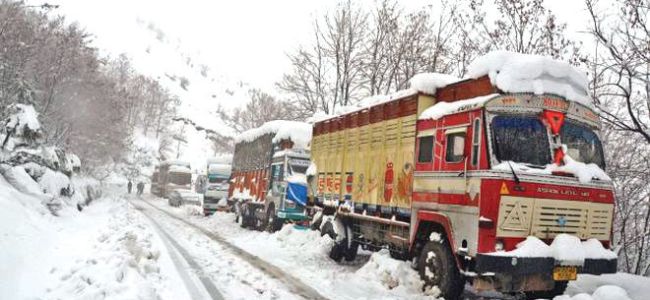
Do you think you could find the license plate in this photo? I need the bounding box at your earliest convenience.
[553,266,577,281]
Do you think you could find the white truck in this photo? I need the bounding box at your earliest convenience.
[202,162,231,215]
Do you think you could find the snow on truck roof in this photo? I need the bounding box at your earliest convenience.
[235,120,312,149]
[467,50,591,107]
[315,51,593,123]
[309,73,460,123]
[207,163,231,174]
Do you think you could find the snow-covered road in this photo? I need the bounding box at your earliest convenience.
[131,197,326,300]
[135,204,224,300]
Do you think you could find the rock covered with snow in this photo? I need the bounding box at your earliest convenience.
[467,50,592,107]
[236,120,312,149]
[419,94,499,120]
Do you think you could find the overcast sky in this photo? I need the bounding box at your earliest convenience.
[31,0,595,167]
[43,0,593,92]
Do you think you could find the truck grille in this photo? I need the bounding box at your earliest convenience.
[496,196,613,240]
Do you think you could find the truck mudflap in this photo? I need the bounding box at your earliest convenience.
[473,254,617,292]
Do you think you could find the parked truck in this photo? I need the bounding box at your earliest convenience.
[229,120,312,232]
[202,160,232,215]
[153,160,192,198]
[309,52,617,299]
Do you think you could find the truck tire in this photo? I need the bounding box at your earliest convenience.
[254,206,266,231]
[240,204,253,229]
[266,206,283,233]
[329,219,358,262]
[524,281,568,300]
[418,238,464,300]
[329,240,346,262]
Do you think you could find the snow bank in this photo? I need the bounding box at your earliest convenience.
[409,72,460,95]
[489,234,616,265]
[355,249,440,296]
[235,120,312,149]
[38,168,71,196]
[2,165,44,196]
[419,94,499,120]
[46,199,172,299]
[563,273,650,300]
[467,51,592,107]
[556,285,632,300]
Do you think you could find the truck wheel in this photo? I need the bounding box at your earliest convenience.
[266,206,283,233]
[524,281,568,300]
[310,211,323,231]
[344,240,359,262]
[240,205,251,229]
[329,219,357,262]
[329,240,346,262]
[254,207,266,231]
[418,238,464,300]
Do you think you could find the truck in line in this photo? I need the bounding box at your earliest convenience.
[202,160,232,215]
[228,120,312,232]
[152,160,192,198]
[308,52,617,299]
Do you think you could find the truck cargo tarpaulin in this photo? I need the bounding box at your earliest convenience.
[286,182,308,206]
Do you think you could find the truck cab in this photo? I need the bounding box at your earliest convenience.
[309,51,617,299]
[265,149,311,224]
[203,163,231,215]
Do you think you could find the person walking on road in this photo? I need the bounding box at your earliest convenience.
[137,182,144,196]
[127,180,132,194]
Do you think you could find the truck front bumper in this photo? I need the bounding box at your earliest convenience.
[276,210,309,222]
[473,254,617,292]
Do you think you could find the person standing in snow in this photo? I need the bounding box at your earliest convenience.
[127,180,132,194]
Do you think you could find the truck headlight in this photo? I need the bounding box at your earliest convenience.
[495,240,504,251]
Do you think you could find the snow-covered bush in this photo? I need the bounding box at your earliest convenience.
[0,104,99,213]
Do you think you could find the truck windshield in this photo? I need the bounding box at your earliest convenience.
[289,159,310,174]
[560,121,605,169]
[208,175,229,184]
[491,115,551,166]
[170,172,191,185]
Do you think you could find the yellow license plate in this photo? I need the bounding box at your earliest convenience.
[553,266,577,281]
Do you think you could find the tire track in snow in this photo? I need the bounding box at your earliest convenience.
[135,204,225,300]
[136,198,329,300]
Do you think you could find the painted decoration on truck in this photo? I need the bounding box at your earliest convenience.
[354,173,365,201]
[384,162,394,203]
[345,172,353,200]
[397,162,413,200]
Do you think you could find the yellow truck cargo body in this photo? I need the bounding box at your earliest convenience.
[312,93,434,211]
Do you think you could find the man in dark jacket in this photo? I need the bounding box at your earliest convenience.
[127,180,132,194]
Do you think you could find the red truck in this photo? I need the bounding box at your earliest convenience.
[228,120,312,231]
[310,51,617,299]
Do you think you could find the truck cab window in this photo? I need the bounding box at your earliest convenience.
[417,136,434,163]
[559,121,605,169]
[445,132,466,162]
[471,119,481,166]
[491,115,551,166]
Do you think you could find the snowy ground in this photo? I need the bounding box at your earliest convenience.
[3,179,650,300]
[137,193,650,300]
[0,181,195,299]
